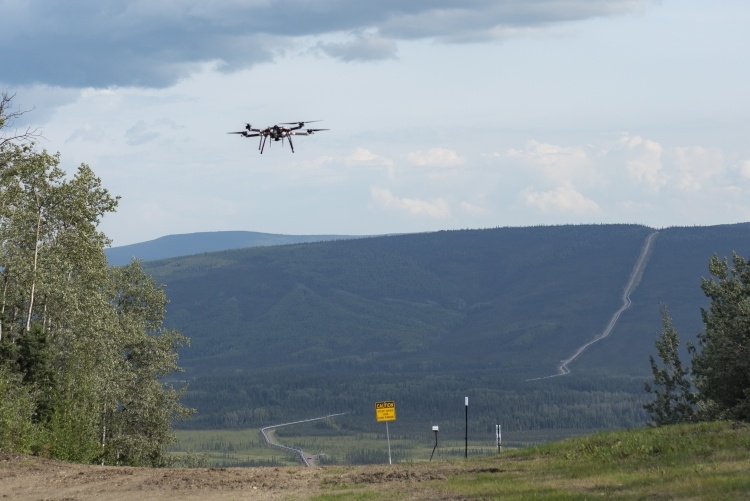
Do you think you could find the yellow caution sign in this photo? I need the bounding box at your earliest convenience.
[375,400,396,422]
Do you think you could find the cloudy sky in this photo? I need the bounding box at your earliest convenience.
[2,0,749,246]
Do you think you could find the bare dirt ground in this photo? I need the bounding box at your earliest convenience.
[0,453,465,500]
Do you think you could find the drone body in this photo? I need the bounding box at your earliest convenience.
[228,120,328,153]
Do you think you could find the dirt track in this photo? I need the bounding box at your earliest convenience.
[0,453,459,500]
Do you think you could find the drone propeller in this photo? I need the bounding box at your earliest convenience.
[228,131,260,137]
[281,120,322,127]
[293,128,329,136]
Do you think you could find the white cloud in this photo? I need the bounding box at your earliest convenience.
[345,148,394,167]
[522,183,601,215]
[371,186,450,218]
[65,125,106,144]
[671,146,725,192]
[742,159,750,180]
[405,147,464,167]
[345,147,395,178]
[459,200,489,216]
[125,120,160,146]
[618,134,666,192]
[506,140,599,186]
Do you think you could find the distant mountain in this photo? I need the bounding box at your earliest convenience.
[139,223,750,438]
[105,231,360,266]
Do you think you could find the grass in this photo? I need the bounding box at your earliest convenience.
[168,428,295,466]
[170,422,750,499]
[437,421,750,500]
[169,427,500,466]
[312,421,750,500]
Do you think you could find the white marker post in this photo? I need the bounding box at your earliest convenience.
[385,421,391,465]
[496,424,502,453]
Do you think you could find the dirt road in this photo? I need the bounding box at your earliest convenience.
[0,452,456,500]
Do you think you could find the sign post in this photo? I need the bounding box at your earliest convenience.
[375,401,396,465]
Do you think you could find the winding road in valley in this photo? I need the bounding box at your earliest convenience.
[260,413,347,466]
[528,230,659,381]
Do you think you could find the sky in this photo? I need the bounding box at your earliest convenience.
[2,0,749,246]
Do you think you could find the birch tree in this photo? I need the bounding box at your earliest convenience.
[1,94,192,464]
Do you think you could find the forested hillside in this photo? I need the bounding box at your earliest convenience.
[105,231,357,266]
[139,223,750,440]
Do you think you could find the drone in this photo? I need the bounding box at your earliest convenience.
[228,120,328,153]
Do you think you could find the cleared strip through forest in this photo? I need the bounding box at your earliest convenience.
[527,231,659,381]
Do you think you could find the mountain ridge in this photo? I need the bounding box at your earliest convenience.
[124,223,750,436]
[105,230,364,266]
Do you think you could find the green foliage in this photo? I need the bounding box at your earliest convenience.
[0,95,191,466]
[0,364,39,453]
[45,366,102,463]
[100,261,194,466]
[16,324,56,423]
[693,253,750,421]
[643,305,697,425]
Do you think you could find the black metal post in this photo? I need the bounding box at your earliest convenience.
[430,426,439,461]
[464,397,468,459]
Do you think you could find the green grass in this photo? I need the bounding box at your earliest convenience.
[439,421,750,500]
[170,426,500,466]
[171,422,750,499]
[168,428,297,466]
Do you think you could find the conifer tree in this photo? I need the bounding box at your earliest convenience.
[692,253,750,421]
[643,305,697,425]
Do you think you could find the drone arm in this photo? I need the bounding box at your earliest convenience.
[293,128,328,136]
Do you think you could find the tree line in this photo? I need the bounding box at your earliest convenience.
[0,94,191,466]
[645,252,750,425]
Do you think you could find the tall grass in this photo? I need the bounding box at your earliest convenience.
[442,421,750,500]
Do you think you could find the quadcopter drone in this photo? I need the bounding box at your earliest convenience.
[228,120,328,153]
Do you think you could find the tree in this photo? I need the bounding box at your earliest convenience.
[0,92,41,147]
[99,260,194,466]
[1,94,192,464]
[643,305,697,425]
[691,253,750,421]
[0,363,38,453]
